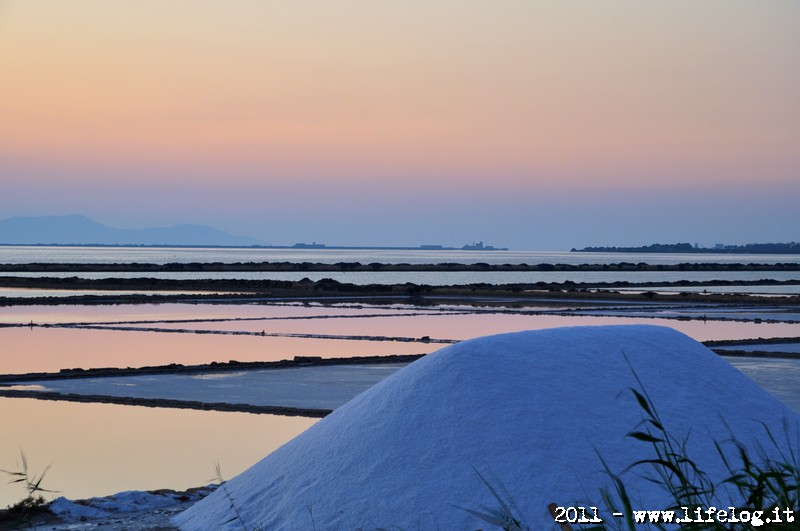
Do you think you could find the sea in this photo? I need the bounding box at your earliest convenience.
[3,245,800,265]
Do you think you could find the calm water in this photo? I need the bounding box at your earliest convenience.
[1,249,798,507]
[0,398,315,508]
[2,269,799,289]
[0,356,797,508]
[1,303,799,375]
[2,245,800,266]
[4,247,799,297]
[728,357,800,415]
[0,302,798,506]
[105,312,800,345]
[0,287,238,298]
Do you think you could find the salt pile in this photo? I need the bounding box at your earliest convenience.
[175,325,799,530]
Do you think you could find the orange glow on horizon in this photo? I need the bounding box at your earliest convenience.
[1,1,798,192]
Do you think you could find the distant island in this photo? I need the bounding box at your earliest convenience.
[290,241,508,251]
[0,215,264,247]
[572,242,800,254]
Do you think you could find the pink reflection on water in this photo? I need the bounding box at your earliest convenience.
[0,327,434,374]
[0,303,424,325]
[121,313,800,343]
[0,303,350,325]
[0,398,316,507]
[2,305,797,375]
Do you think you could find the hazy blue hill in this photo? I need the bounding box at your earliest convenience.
[0,215,264,246]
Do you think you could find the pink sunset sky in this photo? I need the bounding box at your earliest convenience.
[1,1,798,249]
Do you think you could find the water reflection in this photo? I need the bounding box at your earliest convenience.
[0,288,238,299]
[0,398,316,507]
[3,246,800,266]
[0,303,382,325]
[0,327,434,374]
[727,357,800,414]
[3,270,799,291]
[1,305,798,375]
[128,312,800,344]
[1,298,797,509]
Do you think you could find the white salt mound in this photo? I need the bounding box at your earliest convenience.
[175,325,799,530]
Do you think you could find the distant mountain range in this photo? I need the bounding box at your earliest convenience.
[0,215,264,247]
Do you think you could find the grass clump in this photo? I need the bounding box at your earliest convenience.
[212,461,263,531]
[465,363,799,531]
[0,451,57,528]
[456,467,526,530]
[580,366,799,530]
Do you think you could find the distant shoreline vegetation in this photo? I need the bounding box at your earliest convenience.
[572,242,800,254]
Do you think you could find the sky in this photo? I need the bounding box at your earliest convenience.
[1,1,798,250]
